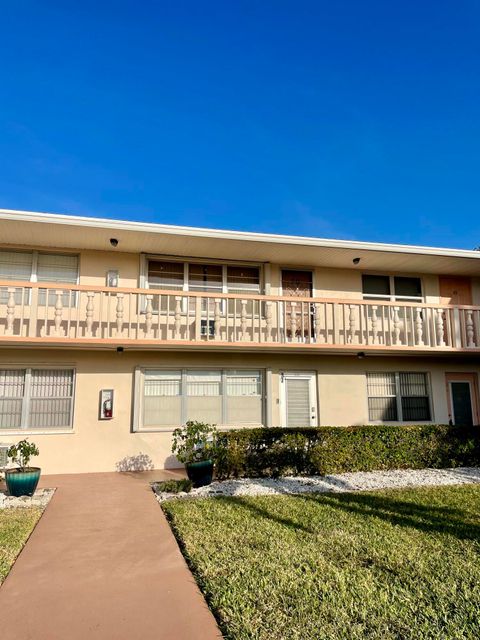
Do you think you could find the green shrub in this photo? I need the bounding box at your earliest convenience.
[171,421,219,464]
[216,425,480,479]
[154,479,193,494]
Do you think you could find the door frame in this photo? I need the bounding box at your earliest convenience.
[279,268,316,342]
[445,373,480,425]
[279,268,315,297]
[280,371,318,427]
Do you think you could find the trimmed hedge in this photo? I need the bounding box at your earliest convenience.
[215,425,480,479]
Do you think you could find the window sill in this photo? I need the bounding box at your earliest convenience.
[367,421,434,426]
[0,429,74,437]
[135,423,264,434]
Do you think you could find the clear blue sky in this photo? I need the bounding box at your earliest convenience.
[1,1,480,248]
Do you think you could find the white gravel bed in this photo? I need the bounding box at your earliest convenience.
[0,487,55,509]
[153,467,480,502]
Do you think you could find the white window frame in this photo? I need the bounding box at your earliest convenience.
[0,366,76,433]
[366,371,433,423]
[140,255,264,297]
[0,250,80,308]
[0,250,80,286]
[133,367,266,432]
[362,274,424,303]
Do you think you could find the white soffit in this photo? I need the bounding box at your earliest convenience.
[0,208,479,276]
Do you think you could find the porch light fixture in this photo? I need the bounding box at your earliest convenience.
[357,351,365,360]
[352,257,361,265]
[116,346,124,353]
[110,238,119,247]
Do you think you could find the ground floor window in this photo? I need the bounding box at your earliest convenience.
[367,372,431,422]
[139,368,264,429]
[0,368,75,430]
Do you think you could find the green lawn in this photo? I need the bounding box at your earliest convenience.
[163,485,480,640]
[0,507,43,584]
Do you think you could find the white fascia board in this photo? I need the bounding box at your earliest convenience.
[0,207,479,261]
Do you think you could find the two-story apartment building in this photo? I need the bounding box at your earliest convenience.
[0,209,479,474]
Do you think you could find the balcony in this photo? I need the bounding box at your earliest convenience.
[0,280,479,353]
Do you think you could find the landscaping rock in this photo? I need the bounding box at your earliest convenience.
[0,487,55,509]
[153,467,480,502]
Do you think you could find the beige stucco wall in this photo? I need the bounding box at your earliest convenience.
[0,244,451,303]
[0,347,478,475]
[79,250,140,288]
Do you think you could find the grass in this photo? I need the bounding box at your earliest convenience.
[153,478,192,494]
[0,507,43,584]
[163,485,480,640]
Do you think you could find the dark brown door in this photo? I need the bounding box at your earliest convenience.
[281,270,313,340]
[439,277,472,305]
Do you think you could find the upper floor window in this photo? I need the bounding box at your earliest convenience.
[0,250,79,285]
[146,259,261,295]
[362,275,422,302]
[0,251,79,305]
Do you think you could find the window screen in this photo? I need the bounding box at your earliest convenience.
[143,371,182,427]
[362,275,391,299]
[147,261,184,290]
[140,369,264,428]
[394,277,422,301]
[186,371,222,423]
[226,371,262,424]
[227,266,260,294]
[362,274,422,302]
[188,264,223,292]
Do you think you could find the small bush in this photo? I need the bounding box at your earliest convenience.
[216,424,480,479]
[154,479,193,494]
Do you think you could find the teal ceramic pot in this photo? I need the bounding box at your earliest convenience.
[5,468,41,497]
[186,460,214,488]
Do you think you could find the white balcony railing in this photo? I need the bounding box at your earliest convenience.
[0,280,479,351]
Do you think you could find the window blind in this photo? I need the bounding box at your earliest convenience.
[140,369,264,428]
[0,251,33,281]
[37,253,78,284]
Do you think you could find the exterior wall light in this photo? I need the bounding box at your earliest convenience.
[110,238,119,247]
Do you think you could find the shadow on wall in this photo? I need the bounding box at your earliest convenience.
[116,453,154,472]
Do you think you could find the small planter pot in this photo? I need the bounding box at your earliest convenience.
[186,460,214,488]
[5,468,41,497]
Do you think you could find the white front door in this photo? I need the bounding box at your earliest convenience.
[281,372,318,427]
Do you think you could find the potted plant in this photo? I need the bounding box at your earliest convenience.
[5,439,41,497]
[171,421,218,487]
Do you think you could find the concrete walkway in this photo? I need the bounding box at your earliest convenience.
[0,472,222,640]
